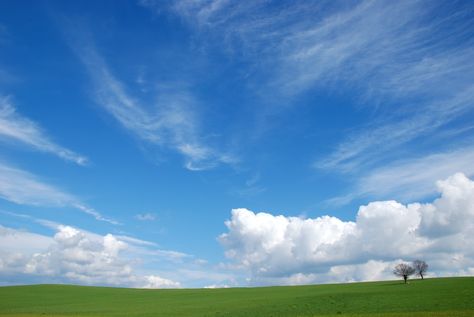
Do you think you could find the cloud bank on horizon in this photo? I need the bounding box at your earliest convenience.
[0,224,180,288]
[219,173,474,285]
[1,173,473,287]
[0,0,473,287]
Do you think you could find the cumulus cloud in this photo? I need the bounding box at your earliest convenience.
[204,284,230,289]
[219,173,474,285]
[142,275,180,288]
[0,225,179,288]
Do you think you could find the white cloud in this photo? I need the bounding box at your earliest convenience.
[156,1,474,180]
[0,224,180,288]
[0,162,118,224]
[0,226,53,256]
[162,1,473,98]
[0,96,88,165]
[219,173,474,285]
[70,40,234,171]
[327,146,474,204]
[418,173,474,238]
[73,204,119,225]
[204,284,230,289]
[135,213,156,221]
[114,235,157,247]
[0,163,73,206]
[282,1,474,173]
[317,85,474,174]
[0,212,230,287]
[231,173,266,197]
[247,260,399,286]
[142,275,180,288]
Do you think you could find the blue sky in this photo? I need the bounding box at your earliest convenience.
[1,0,474,288]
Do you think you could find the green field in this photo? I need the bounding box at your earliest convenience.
[0,277,473,317]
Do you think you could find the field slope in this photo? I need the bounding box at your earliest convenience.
[0,277,473,317]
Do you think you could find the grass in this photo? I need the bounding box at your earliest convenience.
[0,277,473,316]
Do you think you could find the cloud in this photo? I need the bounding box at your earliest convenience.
[219,173,474,285]
[246,259,401,286]
[0,224,180,288]
[144,1,474,185]
[231,173,266,197]
[159,1,473,97]
[275,1,474,174]
[0,96,88,165]
[0,162,118,224]
[327,146,474,204]
[317,85,474,174]
[114,235,157,247]
[204,284,230,289]
[135,213,156,221]
[142,275,180,288]
[68,37,234,170]
[0,211,235,288]
[0,226,53,255]
[1,209,158,249]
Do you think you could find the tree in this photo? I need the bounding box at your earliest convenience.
[413,260,428,279]
[393,263,415,284]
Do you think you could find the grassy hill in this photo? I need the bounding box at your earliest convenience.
[0,277,473,316]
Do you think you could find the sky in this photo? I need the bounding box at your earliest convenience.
[0,0,473,288]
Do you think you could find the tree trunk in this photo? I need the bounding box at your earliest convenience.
[403,275,407,284]
[420,273,424,280]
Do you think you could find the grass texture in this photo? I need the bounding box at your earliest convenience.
[0,277,473,316]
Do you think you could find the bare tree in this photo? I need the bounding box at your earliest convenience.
[393,263,415,284]
[413,260,428,279]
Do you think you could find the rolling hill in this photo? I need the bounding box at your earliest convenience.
[0,277,473,316]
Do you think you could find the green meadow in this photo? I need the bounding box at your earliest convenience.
[0,277,473,317]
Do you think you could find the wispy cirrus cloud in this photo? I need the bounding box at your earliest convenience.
[0,96,88,165]
[317,85,474,173]
[0,210,153,247]
[274,1,474,175]
[161,1,473,99]
[0,162,118,224]
[327,145,474,206]
[135,213,156,221]
[149,1,474,178]
[230,172,266,197]
[70,39,234,171]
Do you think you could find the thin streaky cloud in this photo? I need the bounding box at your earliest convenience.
[326,145,474,206]
[135,213,156,221]
[115,235,157,247]
[69,38,235,171]
[1,210,159,249]
[0,162,118,225]
[159,1,474,176]
[0,96,88,166]
[317,84,474,173]
[73,203,120,225]
[281,2,474,173]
